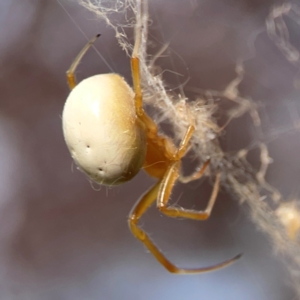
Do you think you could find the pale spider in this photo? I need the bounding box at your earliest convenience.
[62,34,241,274]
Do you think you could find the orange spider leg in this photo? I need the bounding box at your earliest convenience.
[131,56,160,134]
[173,125,195,160]
[128,176,240,274]
[131,57,143,117]
[179,159,210,184]
[66,34,101,90]
[130,55,241,273]
[129,159,240,273]
[131,52,196,148]
[158,165,220,220]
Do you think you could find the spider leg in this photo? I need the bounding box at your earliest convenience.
[158,162,221,220]
[131,57,143,117]
[131,56,159,133]
[156,161,241,269]
[179,159,210,184]
[66,34,100,90]
[158,123,219,220]
[173,125,195,160]
[128,178,241,274]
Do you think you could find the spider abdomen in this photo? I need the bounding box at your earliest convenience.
[62,74,147,185]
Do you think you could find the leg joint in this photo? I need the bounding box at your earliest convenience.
[158,205,180,218]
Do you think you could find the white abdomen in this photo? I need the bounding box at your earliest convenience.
[62,74,146,185]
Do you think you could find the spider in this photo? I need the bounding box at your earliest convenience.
[62,34,241,274]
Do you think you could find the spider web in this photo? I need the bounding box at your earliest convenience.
[80,0,300,296]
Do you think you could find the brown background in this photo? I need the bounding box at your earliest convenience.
[0,0,299,299]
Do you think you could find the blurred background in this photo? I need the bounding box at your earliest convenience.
[0,0,299,299]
